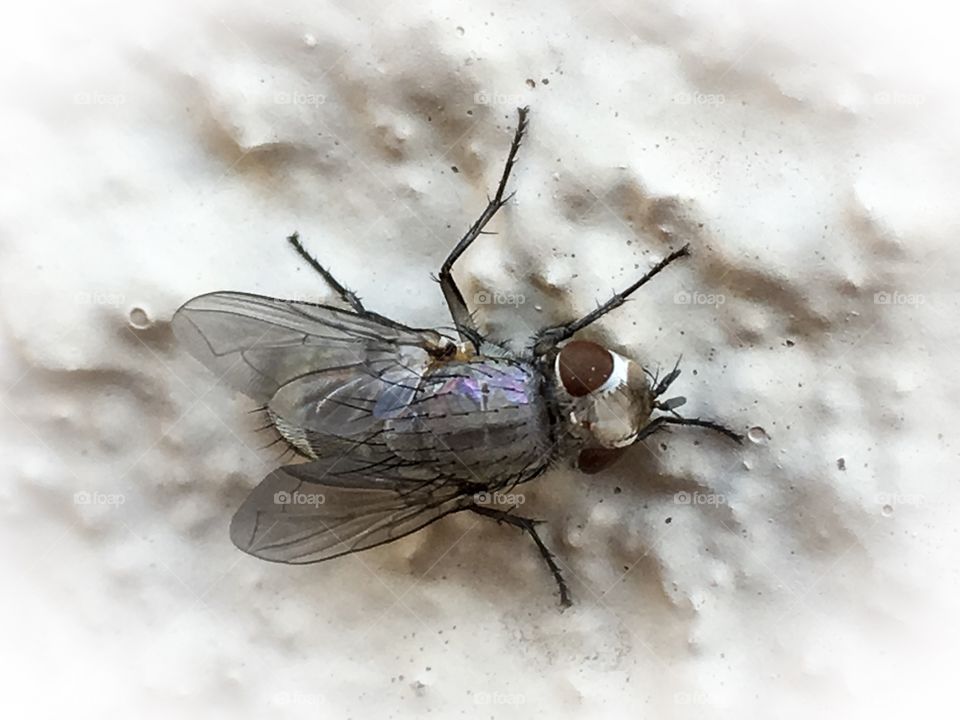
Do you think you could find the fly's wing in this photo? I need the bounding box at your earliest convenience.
[267,357,424,436]
[172,291,445,407]
[229,461,473,564]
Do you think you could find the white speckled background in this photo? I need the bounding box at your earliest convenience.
[3,0,959,717]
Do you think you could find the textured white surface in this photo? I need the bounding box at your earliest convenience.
[3,0,959,718]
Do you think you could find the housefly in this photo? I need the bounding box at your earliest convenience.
[172,107,741,607]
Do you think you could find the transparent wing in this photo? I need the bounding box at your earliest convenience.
[172,291,446,406]
[268,356,424,436]
[229,461,473,564]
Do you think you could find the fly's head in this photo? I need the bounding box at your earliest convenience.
[551,340,656,474]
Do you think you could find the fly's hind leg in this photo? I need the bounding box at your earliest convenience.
[286,231,366,313]
[471,504,572,608]
[439,106,530,351]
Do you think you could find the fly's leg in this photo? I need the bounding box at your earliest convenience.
[533,244,691,355]
[471,504,572,608]
[652,356,688,412]
[653,356,683,397]
[439,106,530,351]
[637,414,743,444]
[287,232,366,313]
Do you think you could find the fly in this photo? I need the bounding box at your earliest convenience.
[172,107,741,607]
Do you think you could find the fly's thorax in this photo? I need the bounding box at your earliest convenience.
[547,340,654,472]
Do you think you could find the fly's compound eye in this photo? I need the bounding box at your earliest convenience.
[576,447,626,474]
[556,340,614,397]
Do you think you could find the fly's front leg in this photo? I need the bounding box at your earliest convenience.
[471,504,572,608]
[534,244,691,356]
[637,414,743,444]
[440,106,530,351]
[287,232,366,313]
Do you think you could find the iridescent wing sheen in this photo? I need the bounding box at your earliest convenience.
[172,291,447,432]
[268,357,424,436]
[229,461,474,564]
[174,293,481,561]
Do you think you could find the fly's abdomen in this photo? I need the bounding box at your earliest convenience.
[385,359,552,483]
